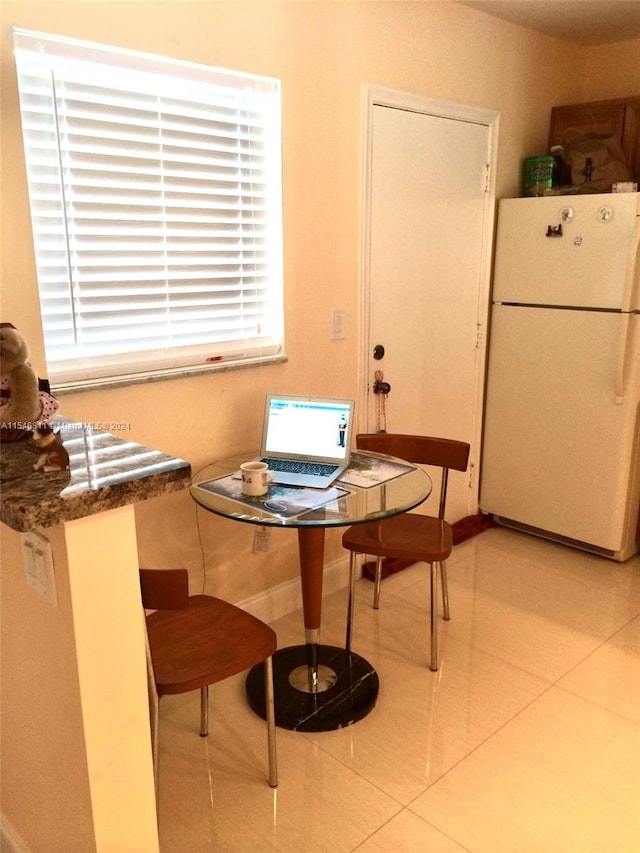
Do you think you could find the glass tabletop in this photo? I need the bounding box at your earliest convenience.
[190,449,432,528]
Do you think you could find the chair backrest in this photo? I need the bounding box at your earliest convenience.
[139,568,190,610]
[355,433,470,518]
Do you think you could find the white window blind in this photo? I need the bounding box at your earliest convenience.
[13,28,284,388]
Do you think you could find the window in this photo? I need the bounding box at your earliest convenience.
[13,28,284,388]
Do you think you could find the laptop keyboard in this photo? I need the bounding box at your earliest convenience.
[262,458,339,476]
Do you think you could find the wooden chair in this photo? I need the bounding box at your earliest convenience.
[139,568,278,787]
[342,434,470,671]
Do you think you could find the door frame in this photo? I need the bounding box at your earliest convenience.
[358,85,500,513]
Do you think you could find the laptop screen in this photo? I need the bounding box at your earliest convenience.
[262,396,354,462]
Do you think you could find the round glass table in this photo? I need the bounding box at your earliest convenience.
[190,450,432,731]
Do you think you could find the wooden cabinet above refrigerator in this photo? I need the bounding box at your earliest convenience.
[548,96,640,185]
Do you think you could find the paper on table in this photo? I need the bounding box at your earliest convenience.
[339,455,414,489]
[196,475,350,518]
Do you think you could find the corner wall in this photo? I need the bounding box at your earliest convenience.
[0,524,95,851]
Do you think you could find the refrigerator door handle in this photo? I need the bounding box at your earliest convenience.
[621,217,640,313]
[614,313,631,404]
[615,216,640,405]
[615,217,640,404]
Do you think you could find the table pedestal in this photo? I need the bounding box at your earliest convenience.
[246,527,379,731]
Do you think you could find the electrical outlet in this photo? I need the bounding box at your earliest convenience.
[331,309,345,340]
[254,526,271,553]
[21,531,57,606]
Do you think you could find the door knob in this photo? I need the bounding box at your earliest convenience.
[373,380,391,394]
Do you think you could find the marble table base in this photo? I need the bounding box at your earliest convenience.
[246,645,379,732]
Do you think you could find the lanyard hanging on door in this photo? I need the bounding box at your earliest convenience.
[373,369,391,433]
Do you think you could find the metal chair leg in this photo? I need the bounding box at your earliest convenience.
[264,656,278,787]
[373,556,383,609]
[345,551,358,652]
[199,685,209,736]
[142,613,160,800]
[440,560,451,621]
[430,561,438,671]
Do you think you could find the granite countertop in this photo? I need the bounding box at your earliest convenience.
[0,419,191,532]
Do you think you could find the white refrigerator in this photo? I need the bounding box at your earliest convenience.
[480,192,640,561]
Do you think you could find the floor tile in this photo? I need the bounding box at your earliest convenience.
[481,527,640,602]
[302,641,547,805]
[386,538,640,682]
[157,679,400,852]
[558,614,640,723]
[357,809,467,852]
[411,687,640,852]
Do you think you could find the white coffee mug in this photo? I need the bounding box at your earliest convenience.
[240,460,274,496]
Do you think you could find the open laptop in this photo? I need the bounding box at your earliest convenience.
[259,395,354,488]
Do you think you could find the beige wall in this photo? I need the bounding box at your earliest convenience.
[2,1,639,848]
[0,524,96,851]
[1,0,596,606]
[581,37,640,101]
[1,509,159,852]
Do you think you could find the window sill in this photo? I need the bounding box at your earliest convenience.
[52,354,288,395]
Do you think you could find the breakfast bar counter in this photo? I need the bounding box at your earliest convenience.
[1,418,191,531]
[0,420,190,852]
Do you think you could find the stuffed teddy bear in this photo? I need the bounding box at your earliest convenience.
[0,323,58,439]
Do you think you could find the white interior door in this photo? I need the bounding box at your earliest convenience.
[362,89,498,521]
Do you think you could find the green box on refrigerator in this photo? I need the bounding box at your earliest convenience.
[522,155,554,196]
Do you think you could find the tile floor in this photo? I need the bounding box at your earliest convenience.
[156,527,640,852]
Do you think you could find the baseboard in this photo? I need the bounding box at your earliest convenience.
[0,815,30,852]
[238,553,350,624]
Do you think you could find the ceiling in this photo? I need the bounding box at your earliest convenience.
[455,0,640,45]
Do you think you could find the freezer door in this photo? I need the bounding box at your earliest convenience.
[480,306,640,554]
[493,193,640,309]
